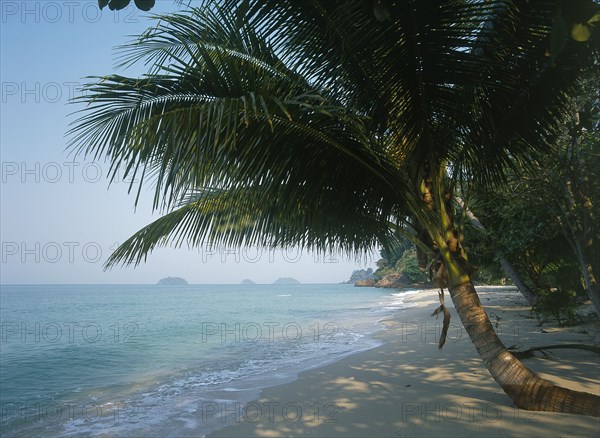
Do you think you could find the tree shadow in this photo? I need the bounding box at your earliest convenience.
[210,289,600,437]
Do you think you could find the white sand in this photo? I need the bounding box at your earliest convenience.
[210,287,600,437]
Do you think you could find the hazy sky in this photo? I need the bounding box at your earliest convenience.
[0,1,378,284]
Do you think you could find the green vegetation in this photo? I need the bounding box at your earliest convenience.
[374,247,428,285]
[464,76,600,323]
[533,288,579,326]
[346,268,375,284]
[71,1,600,415]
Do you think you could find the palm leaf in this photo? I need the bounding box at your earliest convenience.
[68,1,599,267]
[106,184,405,268]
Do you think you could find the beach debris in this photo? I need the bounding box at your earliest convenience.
[510,344,600,360]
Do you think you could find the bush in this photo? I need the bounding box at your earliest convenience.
[394,248,428,283]
[532,288,578,326]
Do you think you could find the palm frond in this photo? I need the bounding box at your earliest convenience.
[69,1,599,267]
[106,184,404,268]
[228,0,599,185]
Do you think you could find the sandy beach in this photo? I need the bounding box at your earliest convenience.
[211,287,600,437]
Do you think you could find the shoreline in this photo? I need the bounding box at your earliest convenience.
[210,287,600,437]
[0,284,396,438]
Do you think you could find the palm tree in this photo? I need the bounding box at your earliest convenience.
[69,1,600,415]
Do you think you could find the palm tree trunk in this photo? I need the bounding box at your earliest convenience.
[574,239,600,315]
[497,258,536,303]
[455,196,537,304]
[449,278,600,415]
[423,170,600,416]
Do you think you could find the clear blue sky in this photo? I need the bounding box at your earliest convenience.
[0,1,377,284]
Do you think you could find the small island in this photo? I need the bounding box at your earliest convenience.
[241,279,256,284]
[157,277,188,285]
[273,277,300,285]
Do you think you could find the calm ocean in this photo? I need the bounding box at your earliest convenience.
[0,284,417,437]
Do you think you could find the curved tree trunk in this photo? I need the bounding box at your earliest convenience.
[497,258,537,304]
[574,239,600,315]
[455,196,537,304]
[449,279,600,415]
[422,168,600,417]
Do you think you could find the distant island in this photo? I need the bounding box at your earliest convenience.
[241,279,256,284]
[273,277,300,284]
[157,277,188,285]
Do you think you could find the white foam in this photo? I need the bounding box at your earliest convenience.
[3,284,396,438]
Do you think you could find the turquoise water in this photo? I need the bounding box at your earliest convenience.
[0,284,415,437]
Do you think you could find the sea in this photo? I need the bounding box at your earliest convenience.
[0,284,418,437]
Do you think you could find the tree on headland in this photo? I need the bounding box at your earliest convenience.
[347,268,375,284]
[372,244,429,286]
[70,1,600,415]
